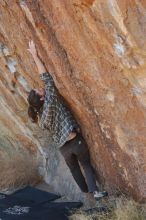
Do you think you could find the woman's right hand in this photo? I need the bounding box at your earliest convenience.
[27,40,38,57]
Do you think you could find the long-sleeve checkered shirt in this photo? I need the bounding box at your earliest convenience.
[39,72,79,148]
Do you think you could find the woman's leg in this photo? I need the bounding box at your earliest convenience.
[73,134,98,192]
[79,159,97,193]
[73,133,108,200]
[60,140,88,193]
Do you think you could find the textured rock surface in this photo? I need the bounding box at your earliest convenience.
[0,0,146,201]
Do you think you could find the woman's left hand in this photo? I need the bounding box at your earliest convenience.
[27,40,37,57]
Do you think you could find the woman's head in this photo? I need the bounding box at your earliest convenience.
[27,89,45,123]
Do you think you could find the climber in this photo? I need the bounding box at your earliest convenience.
[27,40,108,202]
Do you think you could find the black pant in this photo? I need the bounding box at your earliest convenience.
[60,133,97,193]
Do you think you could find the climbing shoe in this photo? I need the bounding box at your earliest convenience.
[93,191,108,201]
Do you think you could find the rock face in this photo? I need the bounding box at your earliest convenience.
[0,0,146,201]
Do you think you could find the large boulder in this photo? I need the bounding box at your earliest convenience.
[0,0,146,201]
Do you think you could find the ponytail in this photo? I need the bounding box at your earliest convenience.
[28,105,38,123]
[27,89,44,123]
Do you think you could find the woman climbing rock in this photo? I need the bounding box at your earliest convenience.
[27,40,108,203]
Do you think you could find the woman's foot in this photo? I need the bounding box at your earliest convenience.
[93,190,108,201]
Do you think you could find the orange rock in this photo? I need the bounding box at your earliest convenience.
[0,0,146,201]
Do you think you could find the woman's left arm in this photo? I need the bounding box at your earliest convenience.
[27,40,56,93]
[27,40,47,75]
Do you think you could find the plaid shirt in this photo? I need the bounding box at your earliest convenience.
[39,72,79,148]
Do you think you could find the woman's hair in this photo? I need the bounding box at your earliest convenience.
[27,89,44,123]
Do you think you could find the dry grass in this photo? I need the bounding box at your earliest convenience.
[113,197,145,220]
[0,148,42,192]
[70,197,146,220]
